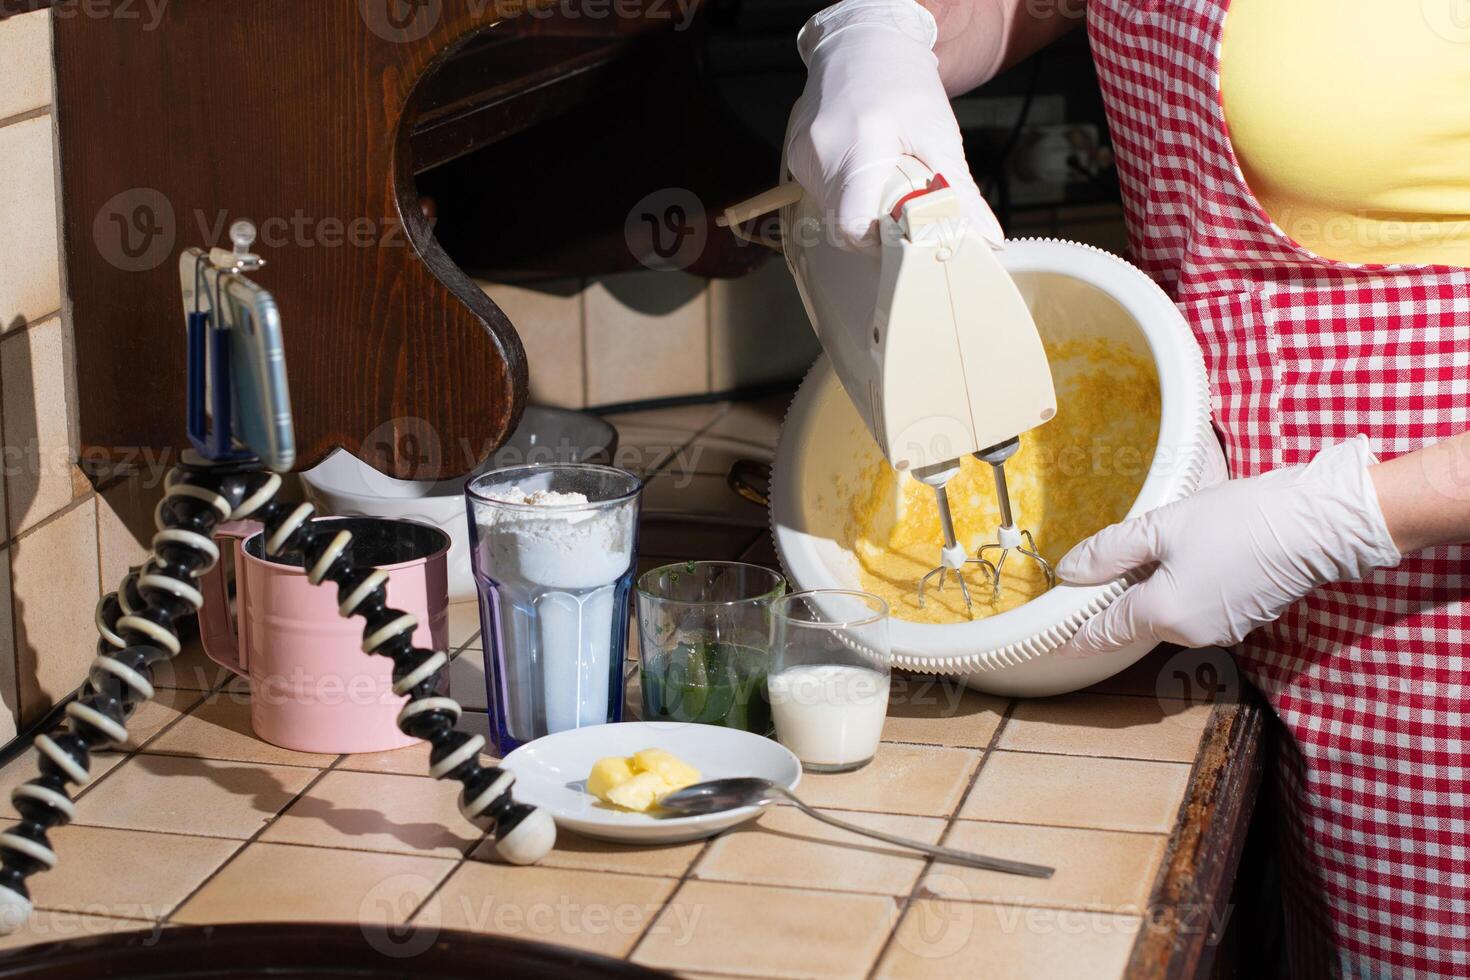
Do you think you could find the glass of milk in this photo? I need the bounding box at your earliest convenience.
[466,464,642,755]
[768,590,891,773]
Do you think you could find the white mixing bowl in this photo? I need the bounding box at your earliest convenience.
[301,406,618,602]
[770,239,1225,697]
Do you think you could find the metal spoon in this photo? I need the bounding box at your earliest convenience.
[659,778,1054,879]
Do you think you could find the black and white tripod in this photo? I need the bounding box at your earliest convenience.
[0,227,554,931]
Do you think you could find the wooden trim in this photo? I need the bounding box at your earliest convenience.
[1126,691,1268,979]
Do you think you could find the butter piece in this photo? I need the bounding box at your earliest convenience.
[587,747,702,812]
[587,756,636,799]
[632,748,701,789]
[605,771,668,812]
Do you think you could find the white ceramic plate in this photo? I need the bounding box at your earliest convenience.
[500,722,802,844]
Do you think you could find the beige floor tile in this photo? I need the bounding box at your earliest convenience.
[960,751,1191,834]
[113,687,205,752]
[154,637,235,692]
[448,601,481,653]
[876,898,1140,980]
[449,646,486,711]
[0,911,158,952]
[472,827,703,877]
[703,393,793,448]
[421,862,674,959]
[0,116,61,333]
[633,880,896,979]
[1000,694,1212,763]
[0,11,52,120]
[259,768,479,857]
[605,402,727,476]
[797,743,981,817]
[662,436,771,483]
[74,753,318,839]
[0,747,126,820]
[883,676,1008,748]
[338,739,433,776]
[24,824,239,919]
[693,806,944,896]
[12,500,100,725]
[921,822,1166,913]
[140,693,339,768]
[607,402,728,435]
[641,474,766,525]
[172,842,454,925]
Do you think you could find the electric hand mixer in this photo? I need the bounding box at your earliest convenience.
[722,157,1058,610]
[0,224,555,933]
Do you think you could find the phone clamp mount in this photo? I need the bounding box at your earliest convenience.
[0,226,555,933]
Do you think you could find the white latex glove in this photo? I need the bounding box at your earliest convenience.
[785,0,1002,251]
[1056,437,1402,655]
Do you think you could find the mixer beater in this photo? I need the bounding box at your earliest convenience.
[916,438,1056,611]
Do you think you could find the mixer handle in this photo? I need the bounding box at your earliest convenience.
[717,184,804,251]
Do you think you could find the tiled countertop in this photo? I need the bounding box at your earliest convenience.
[0,397,1259,978]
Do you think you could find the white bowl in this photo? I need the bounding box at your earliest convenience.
[770,239,1225,697]
[300,406,618,602]
[500,722,802,844]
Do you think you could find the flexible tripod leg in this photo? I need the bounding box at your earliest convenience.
[0,457,552,932]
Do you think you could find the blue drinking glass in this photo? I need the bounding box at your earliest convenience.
[466,464,642,755]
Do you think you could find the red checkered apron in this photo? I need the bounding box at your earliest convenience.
[1087,2,1470,976]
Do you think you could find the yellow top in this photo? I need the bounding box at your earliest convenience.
[1220,0,1470,267]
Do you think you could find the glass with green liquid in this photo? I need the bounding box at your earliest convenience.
[635,562,786,735]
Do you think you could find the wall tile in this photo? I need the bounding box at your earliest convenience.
[0,114,61,333]
[12,499,100,726]
[0,11,51,122]
[708,259,820,392]
[0,552,16,745]
[96,475,163,594]
[478,279,584,409]
[3,317,80,536]
[584,272,708,406]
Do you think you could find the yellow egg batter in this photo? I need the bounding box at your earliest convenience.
[845,338,1161,624]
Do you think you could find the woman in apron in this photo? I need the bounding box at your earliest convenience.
[787,1,1469,976]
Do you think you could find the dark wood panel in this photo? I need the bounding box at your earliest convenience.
[55,0,716,483]
[1127,688,1268,979]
